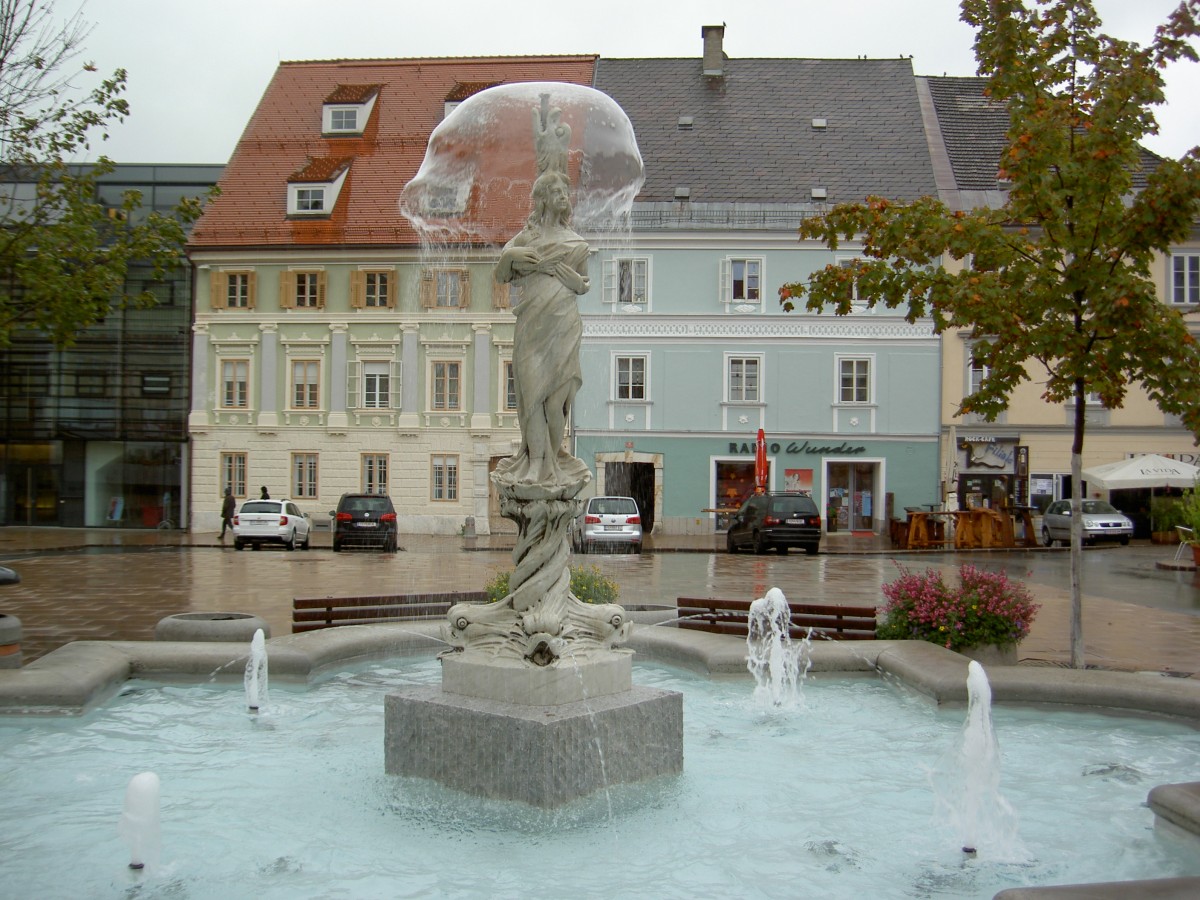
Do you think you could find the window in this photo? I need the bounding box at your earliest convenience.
[292,453,318,499]
[732,259,760,302]
[837,257,865,307]
[291,360,321,409]
[503,361,517,411]
[969,352,989,396]
[295,188,325,213]
[221,452,247,497]
[75,372,106,398]
[295,272,321,307]
[432,455,459,501]
[604,257,649,306]
[727,356,760,402]
[351,269,395,308]
[141,373,170,396]
[431,360,461,410]
[420,268,470,309]
[1172,253,1199,305]
[616,356,646,400]
[211,271,256,310]
[362,361,390,409]
[329,108,357,132]
[839,358,871,404]
[362,454,388,494]
[221,359,249,409]
[280,270,326,309]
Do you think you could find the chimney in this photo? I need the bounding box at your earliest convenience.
[702,24,725,77]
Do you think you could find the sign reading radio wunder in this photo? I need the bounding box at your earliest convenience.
[728,440,868,456]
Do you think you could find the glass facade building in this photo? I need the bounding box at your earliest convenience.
[0,164,222,527]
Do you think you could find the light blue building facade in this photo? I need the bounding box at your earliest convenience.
[578,35,945,535]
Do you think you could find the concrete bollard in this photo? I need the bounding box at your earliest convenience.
[0,613,22,669]
[464,516,476,538]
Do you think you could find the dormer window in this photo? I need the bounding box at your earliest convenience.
[443,80,502,120]
[321,84,381,136]
[287,157,351,217]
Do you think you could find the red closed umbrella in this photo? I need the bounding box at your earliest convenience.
[754,429,768,493]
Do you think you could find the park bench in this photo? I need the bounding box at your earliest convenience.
[675,596,878,641]
[292,590,488,633]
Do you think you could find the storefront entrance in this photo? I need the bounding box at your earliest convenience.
[826,461,879,533]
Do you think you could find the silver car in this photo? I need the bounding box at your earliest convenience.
[1040,499,1133,547]
[233,499,312,551]
[572,496,643,554]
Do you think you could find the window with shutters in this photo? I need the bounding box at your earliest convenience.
[211,270,256,310]
[420,268,470,309]
[280,270,326,310]
[351,268,396,309]
[719,257,764,311]
[603,257,650,307]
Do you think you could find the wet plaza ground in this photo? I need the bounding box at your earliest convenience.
[0,526,1196,675]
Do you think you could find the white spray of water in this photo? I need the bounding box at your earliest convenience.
[746,588,812,708]
[117,771,160,871]
[933,660,1025,860]
[244,629,268,712]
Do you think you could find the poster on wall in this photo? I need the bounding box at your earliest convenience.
[784,468,813,495]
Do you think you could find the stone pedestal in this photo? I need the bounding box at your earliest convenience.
[385,681,682,808]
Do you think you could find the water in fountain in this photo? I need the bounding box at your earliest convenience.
[244,628,268,712]
[117,771,160,871]
[933,660,1023,860]
[2,658,1196,897]
[746,587,812,708]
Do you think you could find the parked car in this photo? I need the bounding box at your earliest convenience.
[1041,499,1133,546]
[572,496,642,554]
[330,493,398,552]
[233,499,311,551]
[726,491,822,555]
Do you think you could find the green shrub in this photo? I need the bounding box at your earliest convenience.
[484,565,620,605]
[1179,479,1200,539]
[1150,495,1186,532]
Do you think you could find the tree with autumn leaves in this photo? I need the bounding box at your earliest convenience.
[0,0,204,347]
[779,0,1200,669]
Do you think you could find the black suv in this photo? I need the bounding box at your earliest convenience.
[330,493,398,552]
[726,492,822,555]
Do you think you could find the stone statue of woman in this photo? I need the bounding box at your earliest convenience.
[492,169,592,491]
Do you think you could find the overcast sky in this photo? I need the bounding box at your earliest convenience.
[59,0,1200,164]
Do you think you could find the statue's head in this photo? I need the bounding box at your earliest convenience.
[529,170,572,226]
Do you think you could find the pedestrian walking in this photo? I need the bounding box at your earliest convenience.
[260,486,270,500]
[220,488,236,538]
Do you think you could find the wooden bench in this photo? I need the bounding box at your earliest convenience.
[676,597,878,641]
[292,590,488,633]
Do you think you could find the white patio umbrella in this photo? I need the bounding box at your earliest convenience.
[1081,453,1200,490]
[1081,453,1200,532]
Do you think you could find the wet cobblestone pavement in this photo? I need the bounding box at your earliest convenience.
[0,526,1196,675]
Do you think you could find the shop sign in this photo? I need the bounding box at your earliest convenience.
[727,440,867,456]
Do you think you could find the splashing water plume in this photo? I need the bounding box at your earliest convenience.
[746,588,811,708]
[117,771,160,871]
[934,660,1023,859]
[244,629,268,712]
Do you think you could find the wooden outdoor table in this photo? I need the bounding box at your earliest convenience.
[905,511,956,549]
[1009,506,1040,547]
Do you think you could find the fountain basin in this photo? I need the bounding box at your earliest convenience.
[1,653,1197,899]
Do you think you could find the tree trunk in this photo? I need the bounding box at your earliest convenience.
[1069,378,1086,669]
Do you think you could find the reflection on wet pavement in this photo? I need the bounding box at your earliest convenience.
[0,529,1195,675]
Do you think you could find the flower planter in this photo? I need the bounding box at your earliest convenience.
[960,643,1018,667]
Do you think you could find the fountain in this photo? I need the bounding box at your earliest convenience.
[244,628,268,712]
[388,83,681,807]
[117,771,160,872]
[746,587,812,708]
[935,661,1021,859]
